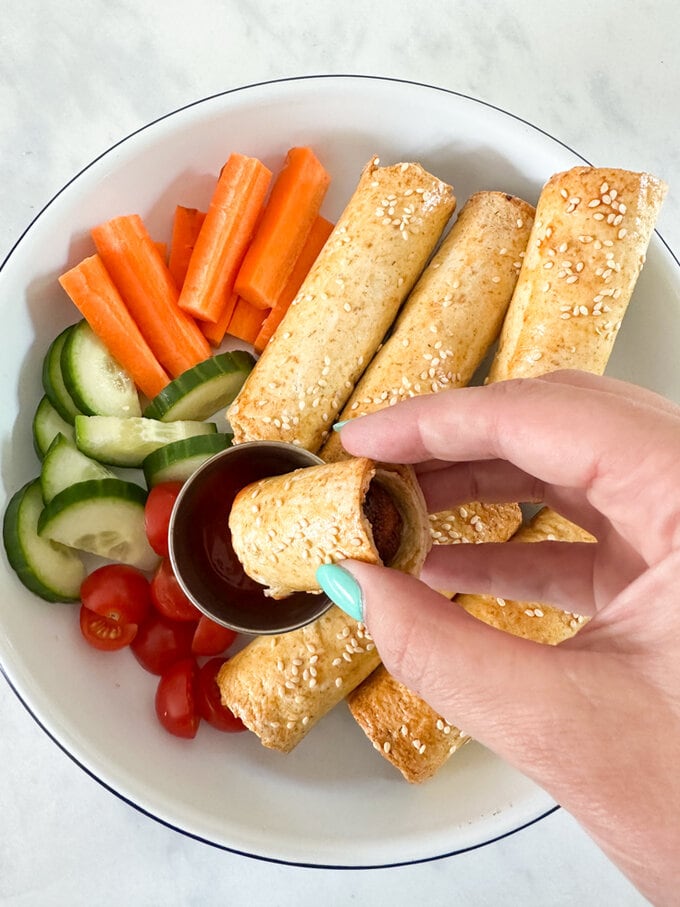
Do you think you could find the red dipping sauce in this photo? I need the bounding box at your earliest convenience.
[169,442,332,635]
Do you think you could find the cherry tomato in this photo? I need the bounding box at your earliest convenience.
[155,658,200,738]
[130,611,197,675]
[150,558,201,622]
[191,614,238,656]
[79,605,138,651]
[80,564,151,625]
[144,481,183,557]
[196,658,246,732]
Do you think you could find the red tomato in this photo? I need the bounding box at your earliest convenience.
[150,558,201,622]
[196,658,246,732]
[155,658,200,738]
[130,611,197,674]
[80,564,151,626]
[191,614,237,656]
[144,481,183,557]
[79,605,137,651]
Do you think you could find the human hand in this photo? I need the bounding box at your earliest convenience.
[319,370,680,905]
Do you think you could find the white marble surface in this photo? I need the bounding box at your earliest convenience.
[1,2,677,904]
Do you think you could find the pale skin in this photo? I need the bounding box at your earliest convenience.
[338,370,680,906]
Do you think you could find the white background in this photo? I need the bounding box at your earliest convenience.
[2,2,678,904]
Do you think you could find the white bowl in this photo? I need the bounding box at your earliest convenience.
[1,75,678,868]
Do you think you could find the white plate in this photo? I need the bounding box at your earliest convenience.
[1,75,678,868]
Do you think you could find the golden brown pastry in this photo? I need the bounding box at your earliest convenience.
[320,190,534,462]
[428,501,522,546]
[217,606,380,753]
[488,167,667,381]
[228,457,431,599]
[228,156,456,452]
[346,664,470,784]
[455,507,595,646]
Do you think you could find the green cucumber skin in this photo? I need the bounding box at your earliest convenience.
[142,433,233,487]
[60,320,142,418]
[40,433,115,503]
[143,350,255,422]
[3,480,85,603]
[41,324,83,424]
[38,478,148,537]
[32,395,76,460]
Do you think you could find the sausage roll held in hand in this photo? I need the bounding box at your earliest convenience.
[228,457,431,599]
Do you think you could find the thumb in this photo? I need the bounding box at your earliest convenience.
[318,559,575,764]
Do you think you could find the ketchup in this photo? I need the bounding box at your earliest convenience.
[171,444,328,634]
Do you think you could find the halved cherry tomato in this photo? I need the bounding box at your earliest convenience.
[191,614,237,656]
[196,658,247,732]
[80,564,151,626]
[144,481,183,557]
[130,611,197,675]
[79,605,138,651]
[150,558,201,622]
[155,658,200,738]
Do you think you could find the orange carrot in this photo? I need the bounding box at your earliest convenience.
[58,254,170,399]
[235,147,331,311]
[226,297,269,345]
[253,215,334,353]
[91,214,211,378]
[178,154,272,324]
[168,206,206,288]
[199,291,239,348]
[154,240,168,261]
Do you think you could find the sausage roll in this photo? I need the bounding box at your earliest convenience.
[455,507,595,645]
[346,663,470,784]
[228,156,456,452]
[217,606,380,753]
[320,190,534,463]
[229,457,431,599]
[488,167,667,381]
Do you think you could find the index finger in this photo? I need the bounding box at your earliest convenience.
[339,376,680,518]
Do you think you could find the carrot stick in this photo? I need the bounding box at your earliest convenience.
[91,214,211,378]
[168,206,206,288]
[154,241,168,261]
[235,147,331,310]
[253,215,334,353]
[226,297,269,345]
[178,154,272,324]
[58,254,170,399]
[199,291,239,348]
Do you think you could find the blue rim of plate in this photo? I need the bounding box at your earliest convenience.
[1,73,677,870]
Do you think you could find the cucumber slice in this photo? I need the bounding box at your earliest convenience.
[33,395,76,459]
[142,433,233,487]
[41,324,84,424]
[37,478,158,571]
[3,479,85,602]
[61,320,142,418]
[75,415,218,468]
[41,433,115,503]
[143,350,255,422]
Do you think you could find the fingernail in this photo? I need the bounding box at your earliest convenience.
[332,420,349,432]
[316,563,363,621]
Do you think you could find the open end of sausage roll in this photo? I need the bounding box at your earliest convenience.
[362,478,403,565]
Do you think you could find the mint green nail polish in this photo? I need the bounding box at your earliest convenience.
[316,564,363,621]
[332,420,349,432]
